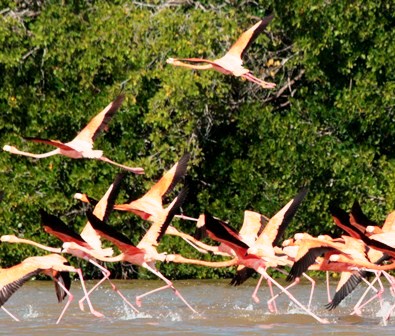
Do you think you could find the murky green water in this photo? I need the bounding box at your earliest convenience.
[2,278,395,335]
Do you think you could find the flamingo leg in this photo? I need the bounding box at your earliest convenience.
[267,277,300,313]
[79,259,139,313]
[267,269,315,311]
[251,274,265,304]
[326,271,331,303]
[1,306,20,322]
[351,272,382,316]
[257,267,329,324]
[302,272,316,310]
[266,278,278,314]
[241,73,276,89]
[135,262,198,314]
[52,277,74,324]
[75,268,104,318]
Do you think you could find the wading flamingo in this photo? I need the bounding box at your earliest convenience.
[39,207,139,314]
[2,94,144,173]
[226,188,314,310]
[196,212,328,323]
[76,186,198,313]
[166,15,276,88]
[0,254,84,324]
[73,173,139,312]
[327,203,391,311]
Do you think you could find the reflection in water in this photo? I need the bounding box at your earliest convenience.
[1,279,395,335]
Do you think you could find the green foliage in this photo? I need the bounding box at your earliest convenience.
[1,0,394,280]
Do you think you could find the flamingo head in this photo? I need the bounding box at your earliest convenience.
[3,145,14,152]
[1,234,16,242]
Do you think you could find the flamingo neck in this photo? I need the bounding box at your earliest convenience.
[8,147,59,158]
[172,60,213,70]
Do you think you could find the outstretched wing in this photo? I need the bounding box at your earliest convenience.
[74,94,125,144]
[227,14,274,59]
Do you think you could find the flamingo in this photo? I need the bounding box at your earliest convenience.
[73,173,140,312]
[39,204,140,313]
[2,94,144,173]
[0,235,74,313]
[0,254,86,324]
[196,212,328,323]
[73,185,199,313]
[230,188,314,309]
[328,203,392,311]
[166,15,276,88]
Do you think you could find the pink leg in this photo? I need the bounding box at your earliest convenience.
[53,277,74,324]
[242,73,276,89]
[1,306,20,322]
[257,268,329,324]
[302,272,316,310]
[326,271,331,303]
[267,277,301,313]
[136,262,198,314]
[75,268,104,318]
[251,274,265,304]
[351,272,382,316]
[79,259,139,313]
[266,278,278,314]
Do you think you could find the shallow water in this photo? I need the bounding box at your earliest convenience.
[2,278,395,335]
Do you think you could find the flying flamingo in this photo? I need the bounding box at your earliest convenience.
[65,186,198,313]
[196,212,328,323]
[2,94,144,173]
[328,203,392,311]
[0,254,86,324]
[72,173,140,311]
[228,188,314,310]
[166,15,276,88]
[39,206,139,314]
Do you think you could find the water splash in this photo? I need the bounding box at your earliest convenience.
[115,302,152,320]
[21,305,39,320]
[376,301,392,318]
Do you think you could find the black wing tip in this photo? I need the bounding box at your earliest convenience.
[350,199,377,227]
[157,186,189,242]
[261,13,275,24]
[230,268,256,286]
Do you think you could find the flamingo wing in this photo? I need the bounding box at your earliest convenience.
[229,266,256,286]
[202,212,250,253]
[139,186,189,246]
[39,209,90,248]
[227,14,274,59]
[24,137,72,151]
[287,245,333,281]
[0,266,41,306]
[74,94,125,144]
[325,271,362,310]
[382,210,395,232]
[350,200,377,231]
[256,187,308,247]
[239,210,268,246]
[86,211,134,247]
[53,271,71,302]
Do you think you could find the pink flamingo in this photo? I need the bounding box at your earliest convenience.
[166,15,276,88]
[3,94,144,173]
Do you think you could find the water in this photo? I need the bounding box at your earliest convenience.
[2,278,395,335]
